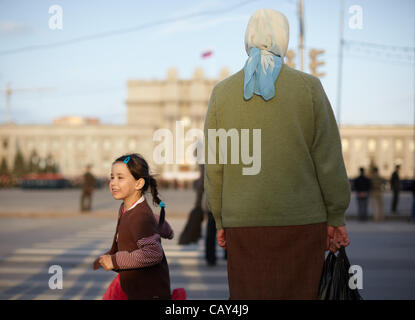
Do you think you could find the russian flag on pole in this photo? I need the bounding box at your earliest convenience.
[201,50,213,59]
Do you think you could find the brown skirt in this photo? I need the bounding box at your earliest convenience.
[225,222,327,300]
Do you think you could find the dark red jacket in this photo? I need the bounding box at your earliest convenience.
[94,199,171,300]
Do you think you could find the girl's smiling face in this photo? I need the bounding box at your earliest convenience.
[109,162,144,201]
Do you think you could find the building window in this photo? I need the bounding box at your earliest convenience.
[354,139,361,151]
[78,141,85,150]
[382,139,389,150]
[395,139,403,152]
[3,138,8,149]
[342,139,349,152]
[128,139,136,151]
[40,139,47,151]
[103,139,111,151]
[368,139,376,153]
[103,159,110,170]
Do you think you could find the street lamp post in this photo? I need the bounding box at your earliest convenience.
[336,0,345,127]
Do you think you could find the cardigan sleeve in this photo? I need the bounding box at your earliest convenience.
[204,88,224,230]
[310,78,351,227]
[110,234,163,270]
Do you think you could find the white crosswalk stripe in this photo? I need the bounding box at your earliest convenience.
[0,220,229,300]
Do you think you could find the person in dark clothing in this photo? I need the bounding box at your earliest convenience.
[205,211,217,266]
[81,164,96,212]
[354,167,371,221]
[178,168,204,245]
[411,178,415,223]
[196,164,226,266]
[197,165,219,266]
[390,165,401,214]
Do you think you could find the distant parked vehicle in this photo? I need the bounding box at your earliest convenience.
[20,173,70,189]
[401,179,414,192]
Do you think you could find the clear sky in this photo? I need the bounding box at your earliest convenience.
[0,0,414,125]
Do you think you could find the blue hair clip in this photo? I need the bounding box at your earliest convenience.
[158,201,166,227]
[123,156,130,164]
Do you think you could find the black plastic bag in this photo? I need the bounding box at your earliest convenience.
[318,246,363,300]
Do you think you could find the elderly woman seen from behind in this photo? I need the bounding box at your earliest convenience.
[204,8,351,300]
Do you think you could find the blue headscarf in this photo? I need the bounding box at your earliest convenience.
[242,9,289,101]
[243,47,283,101]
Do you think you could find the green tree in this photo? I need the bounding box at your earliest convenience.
[0,157,8,175]
[12,149,26,178]
[45,153,57,173]
[28,150,40,173]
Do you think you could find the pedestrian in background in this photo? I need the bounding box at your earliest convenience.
[411,178,415,223]
[178,165,204,245]
[354,167,371,222]
[205,211,217,266]
[370,167,385,222]
[390,164,401,214]
[80,164,96,212]
[181,164,224,266]
[204,9,351,300]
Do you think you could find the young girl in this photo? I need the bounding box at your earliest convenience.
[92,153,174,300]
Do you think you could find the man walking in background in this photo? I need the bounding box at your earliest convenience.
[80,164,96,213]
[411,177,415,223]
[370,167,385,222]
[354,167,371,222]
[390,165,401,214]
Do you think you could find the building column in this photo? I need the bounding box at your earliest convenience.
[404,137,414,178]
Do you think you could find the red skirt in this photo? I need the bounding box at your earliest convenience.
[102,274,186,300]
[102,274,128,300]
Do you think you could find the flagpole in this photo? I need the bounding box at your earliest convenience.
[299,0,304,72]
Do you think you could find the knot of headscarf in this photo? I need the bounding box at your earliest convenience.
[243,47,283,101]
[243,9,289,101]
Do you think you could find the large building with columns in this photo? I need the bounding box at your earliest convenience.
[340,125,413,179]
[0,67,413,184]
